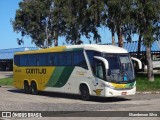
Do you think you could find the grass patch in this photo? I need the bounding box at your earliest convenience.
[136,74,160,91]
[0,78,13,86]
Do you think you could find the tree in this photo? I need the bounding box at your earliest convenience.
[57,0,104,45]
[12,0,59,48]
[103,0,133,47]
[12,0,105,47]
[132,0,160,81]
[60,0,84,44]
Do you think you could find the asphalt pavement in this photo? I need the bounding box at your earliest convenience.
[0,87,160,120]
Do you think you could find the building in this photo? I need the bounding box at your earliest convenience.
[0,47,38,71]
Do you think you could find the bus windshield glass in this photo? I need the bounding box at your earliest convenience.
[104,54,134,83]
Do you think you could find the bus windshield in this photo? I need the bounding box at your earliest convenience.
[104,54,134,83]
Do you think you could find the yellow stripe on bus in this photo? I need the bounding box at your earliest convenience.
[15,46,66,55]
[110,83,126,89]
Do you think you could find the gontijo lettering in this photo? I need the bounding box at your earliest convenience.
[26,68,46,74]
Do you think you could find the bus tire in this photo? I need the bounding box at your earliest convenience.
[24,81,31,94]
[31,82,38,95]
[80,85,90,101]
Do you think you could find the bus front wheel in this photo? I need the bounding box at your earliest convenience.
[31,82,38,95]
[80,85,90,101]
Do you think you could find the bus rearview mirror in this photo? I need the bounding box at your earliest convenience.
[131,57,142,69]
[94,56,109,69]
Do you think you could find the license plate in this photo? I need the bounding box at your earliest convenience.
[121,92,127,95]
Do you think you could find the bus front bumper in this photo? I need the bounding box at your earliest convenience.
[105,87,136,97]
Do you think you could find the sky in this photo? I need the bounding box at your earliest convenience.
[0,0,136,50]
[0,0,35,49]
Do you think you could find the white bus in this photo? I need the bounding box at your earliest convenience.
[14,44,142,100]
[142,54,160,72]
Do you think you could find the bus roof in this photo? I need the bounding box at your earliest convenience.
[67,44,128,53]
[15,44,128,55]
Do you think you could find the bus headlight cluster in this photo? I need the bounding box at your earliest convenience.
[105,83,115,89]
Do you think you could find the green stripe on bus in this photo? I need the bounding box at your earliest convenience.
[46,67,65,87]
[72,48,83,51]
[53,67,75,87]
[46,66,75,88]
[126,81,135,87]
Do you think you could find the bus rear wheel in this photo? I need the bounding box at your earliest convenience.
[24,81,31,94]
[80,85,90,101]
[31,82,38,95]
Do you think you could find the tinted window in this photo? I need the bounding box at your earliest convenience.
[20,54,31,66]
[14,51,87,68]
[94,59,106,80]
[50,53,60,66]
[48,52,72,66]
[105,54,120,70]
[86,50,101,71]
[66,52,72,66]
[14,55,20,66]
[39,54,48,66]
[48,54,54,66]
[73,51,88,69]
[28,54,36,66]
[61,52,72,66]
[59,53,64,66]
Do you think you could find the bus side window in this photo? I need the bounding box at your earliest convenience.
[14,55,20,66]
[25,55,29,66]
[38,53,47,66]
[94,59,106,80]
[64,52,72,66]
[73,51,88,69]
[59,53,65,66]
[49,55,54,65]
[30,54,36,66]
[36,55,39,66]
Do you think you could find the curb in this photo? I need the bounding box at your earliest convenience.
[136,91,160,94]
[0,85,12,88]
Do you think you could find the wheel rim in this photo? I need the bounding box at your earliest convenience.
[82,89,87,98]
[31,83,37,94]
[81,86,89,100]
[24,83,29,93]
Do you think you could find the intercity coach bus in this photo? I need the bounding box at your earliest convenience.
[13,44,142,100]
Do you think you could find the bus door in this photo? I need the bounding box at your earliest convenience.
[93,57,109,96]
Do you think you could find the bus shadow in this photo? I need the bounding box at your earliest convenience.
[8,89,131,103]
[90,96,131,103]
[8,89,24,93]
[38,91,131,103]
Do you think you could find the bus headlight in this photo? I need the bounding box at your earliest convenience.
[105,83,115,89]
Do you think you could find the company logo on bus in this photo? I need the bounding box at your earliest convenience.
[26,68,46,74]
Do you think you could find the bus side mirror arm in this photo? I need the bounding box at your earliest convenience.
[94,56,109,69]
[131,57,142,69]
